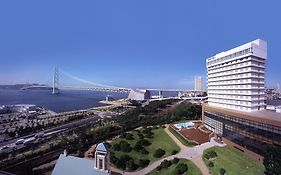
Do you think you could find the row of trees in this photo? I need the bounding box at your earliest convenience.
[156,158,188,175]
[110,153,150,171]
[117,100,202,132]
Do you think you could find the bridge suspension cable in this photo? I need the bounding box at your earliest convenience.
[58,68,128,90]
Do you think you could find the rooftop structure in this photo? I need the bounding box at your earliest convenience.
[127,89,151,101]
[207,39,267,112]
[52,143,110,175]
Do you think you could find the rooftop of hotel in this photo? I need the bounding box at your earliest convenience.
[206,39,267,65]
[203,104,281,127]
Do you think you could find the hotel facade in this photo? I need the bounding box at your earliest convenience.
[203,39,281,161]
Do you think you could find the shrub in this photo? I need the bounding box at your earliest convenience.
[119,140,132,152]
[120,133,126,138]
[125,133,134,140]
[160,159,172,169]
[110,155,118,164]
[119,154,132,163]
[172,157,180,164]
[136,139,151,146]
[175,163,188,175]
[133,144,143,152]
[208,161,214,167]
[144,132,153,138]
[126,159,138,171]
[137,133,144,139]
[153,148,166,158]
[156,165,162,171]
[115,159,126,169]
[139,159,150,168]
[171,150,178,155]
[219,168,226,175]
[112,143,120,151]
[204,150,217,159]
[140,148,149,155]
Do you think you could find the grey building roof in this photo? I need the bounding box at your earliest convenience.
[52,154,109,175]
[96,143,109,152]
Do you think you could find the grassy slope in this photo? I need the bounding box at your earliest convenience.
[111,127,180,166]
[203,146,265,175]
[148,159,202,175]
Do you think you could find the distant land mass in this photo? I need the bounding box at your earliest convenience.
[0,84,51,90]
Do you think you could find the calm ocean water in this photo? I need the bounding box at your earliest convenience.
[0,89,178,113]
[0,89,128,112]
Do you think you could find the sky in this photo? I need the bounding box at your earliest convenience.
[0,0,281,89]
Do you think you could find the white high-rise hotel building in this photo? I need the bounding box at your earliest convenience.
[206,39,267,112]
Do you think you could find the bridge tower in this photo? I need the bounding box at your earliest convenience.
[53,67,59,94]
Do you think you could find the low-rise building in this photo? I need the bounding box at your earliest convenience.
[52,143,110,175]
[128,89,151,101]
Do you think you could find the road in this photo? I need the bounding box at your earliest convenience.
[0,113,102,151]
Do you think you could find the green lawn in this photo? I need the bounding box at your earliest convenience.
[203,146,265,175]
[148,159,202,175]
[168,126,197,147]
[110,127,180,168]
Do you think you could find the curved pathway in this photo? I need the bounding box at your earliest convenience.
[112,126,225,175]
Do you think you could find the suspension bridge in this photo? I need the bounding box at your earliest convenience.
[21,67,197,95]
[20,67,131,93]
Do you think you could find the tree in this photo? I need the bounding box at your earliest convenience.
[153,149,165,158]
[204,150,217,159]
[119,140,132,152]
[172,157,179,164]
[219,168,226,175]
[126,159,138,171]
[112,143,120,151]
[175,163,188,175]
[135,139,150,147]
[208,161,214,167]
[263,146,281,175]
[139,159,150,168]
[140,148,149,155]
[171,150,178,155]
[160,159,172,169]
[125,133,134,140]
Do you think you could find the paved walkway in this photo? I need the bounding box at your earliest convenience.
[112,126,225,175]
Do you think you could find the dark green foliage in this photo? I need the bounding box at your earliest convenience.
[175,163,188,175]
[171,150,178,155]
[117,99,201,131]
[204,150,217,159]
[137,133,144,139]
[126,159,138,171]
[112,155,138,171]
[160,159,172,169]
[139,159,150,168]
[208,161,214,167]
[125,133,134,140]
[140,148,149,155]
[112,143,120,151]
[172,157,179,164]
[133,143,143,152]
[119,140,132,152]
[263,146,281,175]
[156,165,162,171]
[219,168,226,175]
[153,148,165,158]
[136,139,151,146]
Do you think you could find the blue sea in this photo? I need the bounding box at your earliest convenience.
[0,89,178,112]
